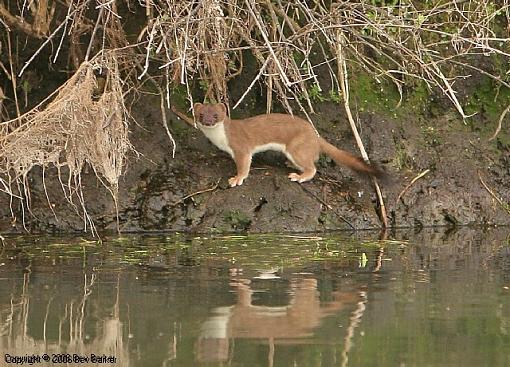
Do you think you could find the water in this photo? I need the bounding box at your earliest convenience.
[1,228,510,366]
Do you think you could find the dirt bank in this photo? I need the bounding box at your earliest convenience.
[0,96,509,234]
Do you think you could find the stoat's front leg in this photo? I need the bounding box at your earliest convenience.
[228,152,252,187]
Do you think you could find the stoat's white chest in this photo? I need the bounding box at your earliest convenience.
[199,122,234,157]
[199,123,294,165]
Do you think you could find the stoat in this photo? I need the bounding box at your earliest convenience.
[172,103,384,187]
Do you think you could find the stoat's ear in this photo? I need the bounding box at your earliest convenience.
[193,103,203,113]
[218,102,228,115]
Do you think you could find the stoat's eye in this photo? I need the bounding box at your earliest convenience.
[213,114,218,120]
[199,113,204,120]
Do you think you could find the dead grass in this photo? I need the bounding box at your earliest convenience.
[0,50,132,233]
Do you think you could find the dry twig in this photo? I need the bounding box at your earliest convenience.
[478,170,510,215]
[396,169,431,205]
[489,102,510,141]
[335,32,388,228]
[172,179,221,206]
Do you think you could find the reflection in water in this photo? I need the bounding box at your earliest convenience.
[197,277,357,365]
[0,228,510,366]
[0,271,129,367]
[341,290,367,367]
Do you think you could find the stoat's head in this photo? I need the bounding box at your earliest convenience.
[193,103,227,128]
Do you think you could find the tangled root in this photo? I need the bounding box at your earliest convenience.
[0,50,133,232]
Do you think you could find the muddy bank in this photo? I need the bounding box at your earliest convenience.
[0,96,509,234]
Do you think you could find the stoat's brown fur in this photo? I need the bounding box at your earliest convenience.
[172,103,384,187]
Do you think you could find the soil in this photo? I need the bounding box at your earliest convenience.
[0,95,509,234]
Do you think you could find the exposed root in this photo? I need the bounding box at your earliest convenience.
[0,50,133,233]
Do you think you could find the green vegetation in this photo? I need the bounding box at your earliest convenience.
[223,210,252,231]
[349,72,431,118]
[394,143,414,170]
[421,126,442,147]
[0,233,395,270]
[169,84,189,111]
[464,77,510,123]
[302,83,342,104]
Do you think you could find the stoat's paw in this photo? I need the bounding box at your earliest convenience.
[288,172,304,183]
[228,176,245,187]
[288,173,299,181]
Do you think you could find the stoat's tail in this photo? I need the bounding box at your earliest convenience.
[319,138,385,179]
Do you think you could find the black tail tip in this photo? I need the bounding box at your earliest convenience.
[357,162,392,185]
[370,165,393,185]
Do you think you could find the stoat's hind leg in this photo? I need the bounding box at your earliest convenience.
[288,169,316,183]
[285,145,318,183]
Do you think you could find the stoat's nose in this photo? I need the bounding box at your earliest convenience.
[204,118,215,126]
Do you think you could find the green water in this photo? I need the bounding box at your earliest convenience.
[1,229,510,366]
